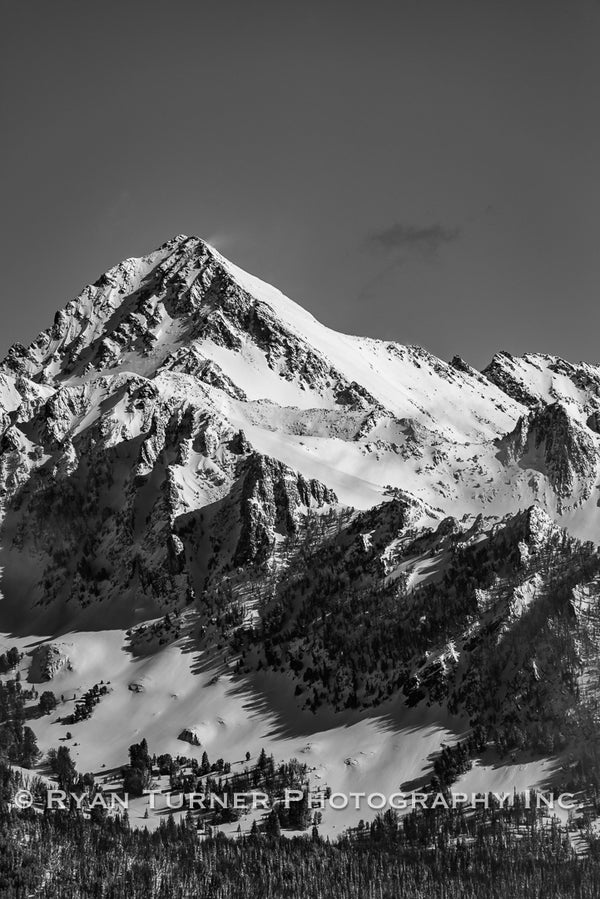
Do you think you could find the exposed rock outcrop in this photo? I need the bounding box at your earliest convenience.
[233,453,337,566]
[29,643,71,682]
[497,403,597,508]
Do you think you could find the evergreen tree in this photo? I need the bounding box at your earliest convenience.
[39,691,57,715]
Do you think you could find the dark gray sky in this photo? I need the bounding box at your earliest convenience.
[1,0,599,369]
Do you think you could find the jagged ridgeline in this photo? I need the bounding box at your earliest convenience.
[1,234,600,753]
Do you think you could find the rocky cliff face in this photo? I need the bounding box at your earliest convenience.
[497,402,598,510]
[233,453,337,567]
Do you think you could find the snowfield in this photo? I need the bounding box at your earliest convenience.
[2,629,556,836]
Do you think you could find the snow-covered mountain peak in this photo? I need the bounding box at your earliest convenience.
[4,236,600,833]
[2,236,600,638]
[0,237,523,442]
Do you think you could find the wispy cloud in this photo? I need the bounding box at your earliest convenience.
[356,221,461,304]
[368,222,460,259]
[205,230,238,254]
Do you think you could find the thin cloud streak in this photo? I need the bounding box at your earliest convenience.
[368,223,461,259]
